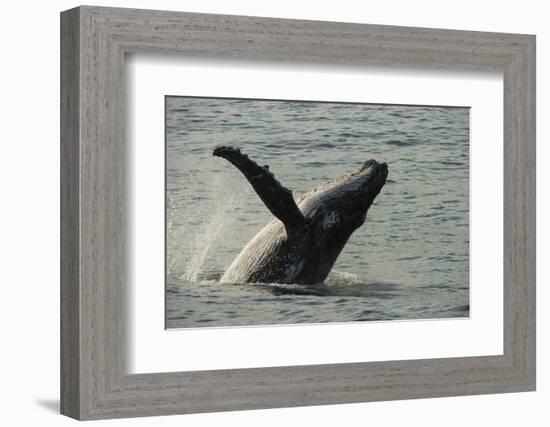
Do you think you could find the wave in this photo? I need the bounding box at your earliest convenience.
[169,270,401,298]
[263,272,400,297]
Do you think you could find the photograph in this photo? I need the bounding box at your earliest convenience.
[165,96,470,329]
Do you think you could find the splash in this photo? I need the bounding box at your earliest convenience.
[183,193,237,282]
[325,270,364,286]
[166,162,262,285]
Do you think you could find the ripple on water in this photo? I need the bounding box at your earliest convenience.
[165,98,470,328]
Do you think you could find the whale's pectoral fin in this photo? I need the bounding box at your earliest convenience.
[213,146,306,233]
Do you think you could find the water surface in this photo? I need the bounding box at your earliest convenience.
[165,97,469,328]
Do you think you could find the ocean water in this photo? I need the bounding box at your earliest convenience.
[165,97,469,329]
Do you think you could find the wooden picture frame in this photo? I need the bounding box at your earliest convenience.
[60,5,536,420]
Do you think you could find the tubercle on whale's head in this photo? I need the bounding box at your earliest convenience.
[351,159,388,224]
[355,159,388,200]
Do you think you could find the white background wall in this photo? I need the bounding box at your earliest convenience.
[0,0,546,425]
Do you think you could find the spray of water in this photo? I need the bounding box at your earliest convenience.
[183,193,236,281]
[166,163,261,287]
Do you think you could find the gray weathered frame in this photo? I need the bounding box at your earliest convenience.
[60,5,536,420]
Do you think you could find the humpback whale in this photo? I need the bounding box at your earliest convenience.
[213,146,388,285]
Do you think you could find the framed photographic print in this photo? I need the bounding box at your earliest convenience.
[60,5,536,420]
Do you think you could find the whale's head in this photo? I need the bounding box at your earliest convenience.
[298,159,388,237]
